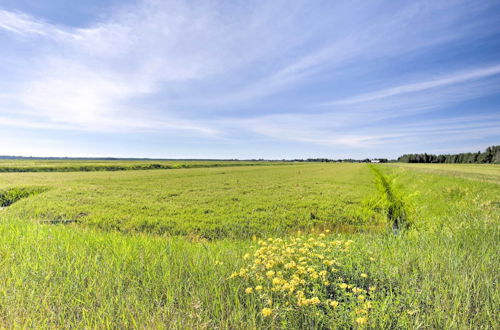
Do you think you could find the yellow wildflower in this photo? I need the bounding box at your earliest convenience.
[309,297,321,305]
[356,317,367,325]
[329,300,339,308]
[245,287,253,294]
[261,308,272,317]
[272,277,283,286]
[239,268,248,276]
[360,273,368,278]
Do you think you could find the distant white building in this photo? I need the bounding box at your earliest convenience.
[370,159,380,163]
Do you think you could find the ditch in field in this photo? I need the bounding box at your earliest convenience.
[368,165,410,232]
[0,187,47,208]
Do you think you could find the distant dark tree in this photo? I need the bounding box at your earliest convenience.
[493,148,500,164]
[397,146,499,164]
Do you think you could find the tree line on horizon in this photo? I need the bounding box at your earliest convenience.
[397,145,500,164]
[290,158,388,163]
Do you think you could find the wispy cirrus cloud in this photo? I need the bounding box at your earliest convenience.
[0,9,77,39]
[325,64,500,106]
[225,113,500,150]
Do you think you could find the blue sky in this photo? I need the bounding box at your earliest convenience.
[0,0,499,159]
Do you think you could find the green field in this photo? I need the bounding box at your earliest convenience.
[0,159,290,172]
[0,162,498,328]
[0,163,382,238]
[388,162,500,183]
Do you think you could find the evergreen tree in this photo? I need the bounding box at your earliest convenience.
[397,146,499,164]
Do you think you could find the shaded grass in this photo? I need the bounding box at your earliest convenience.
[0,187,47,207]
[368,165,411,232]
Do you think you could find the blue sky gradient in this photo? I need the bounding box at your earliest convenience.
[0,0,499,159]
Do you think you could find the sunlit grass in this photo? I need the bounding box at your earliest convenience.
[0,163,498,328]
[0,163,382,238]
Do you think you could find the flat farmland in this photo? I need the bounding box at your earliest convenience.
[0,162,498,328]
[0,159,289,172]
[388,162,500,183]
[0,163,380,238]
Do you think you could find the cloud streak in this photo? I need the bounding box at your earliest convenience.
[0,9,80,40]
[326,64,500,106]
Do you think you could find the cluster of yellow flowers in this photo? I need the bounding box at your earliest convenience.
[230,231,375,326]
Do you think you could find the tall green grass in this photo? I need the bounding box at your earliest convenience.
[0,218,255,328]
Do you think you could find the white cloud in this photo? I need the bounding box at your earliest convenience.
[0,1,314,133]
[222,113,500,149]
[0,9,77,39]
[326,65,500,106]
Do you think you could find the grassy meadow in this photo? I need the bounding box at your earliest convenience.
[0,159,289,173]
[0,162,498,328]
